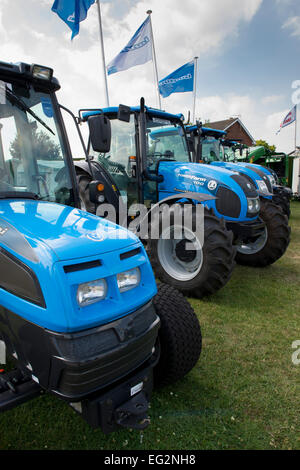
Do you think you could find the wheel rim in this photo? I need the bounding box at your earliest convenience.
[157,225,203,281]
[237,226,268,255]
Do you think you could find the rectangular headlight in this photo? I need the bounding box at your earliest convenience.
[31,64,53,80]
[77,279,107,307]
[247,197,260,214]
[117,268,140,293]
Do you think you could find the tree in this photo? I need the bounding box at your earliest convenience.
[10,128,61,160]
[255,139,276,153]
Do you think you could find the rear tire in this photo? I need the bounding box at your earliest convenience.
[148,207,236,298]
[236,200,290,267]
[153,283,202,386]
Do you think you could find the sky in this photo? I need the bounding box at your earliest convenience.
[0,0,299,156]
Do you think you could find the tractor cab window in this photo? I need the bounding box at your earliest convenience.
[89,115,137,205]
[0,81,74,205]
[201,137,222,163]
[223,145,236,162]
[146,117,190,168]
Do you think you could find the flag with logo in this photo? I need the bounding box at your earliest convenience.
[51,0,95,39]
[107,17,152,76]
[276,105,297,134]
[159,61,195,98]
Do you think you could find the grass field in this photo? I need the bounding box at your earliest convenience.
[0,203,299,450]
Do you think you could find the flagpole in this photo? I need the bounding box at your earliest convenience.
[96,0,109,107]
[147,10,161,109]
[295,105,297,149]
[192,56,198,123]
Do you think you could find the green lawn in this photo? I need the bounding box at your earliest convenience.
[0,203,299,450]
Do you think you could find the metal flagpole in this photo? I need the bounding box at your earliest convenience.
[96,0,109,107]
[192,56,198,123]
[295,105,297,149]
[147,10,161,109]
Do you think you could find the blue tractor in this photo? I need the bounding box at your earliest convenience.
[212,132,292,218]
[73,100,280,294]
[0,62,202,433]
[221,138,292,218]
[186,124,290,266]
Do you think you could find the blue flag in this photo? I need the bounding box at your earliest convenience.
[107,17,152,76]
[51,0,95,39]
[159,61,195,98]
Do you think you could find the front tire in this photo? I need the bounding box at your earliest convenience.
[235,200,291,266]
[272,193,291,219]
[148,207,236,298]
[153,283,202,386]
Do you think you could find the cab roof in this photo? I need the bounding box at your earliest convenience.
[186,125,227,137]
[0,60,60,92]
[81,106,184,123]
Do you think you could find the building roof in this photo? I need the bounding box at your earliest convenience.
[205,117,256,145]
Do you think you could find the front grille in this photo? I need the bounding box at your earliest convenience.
[215,186,241,218]
[231,174,257,197]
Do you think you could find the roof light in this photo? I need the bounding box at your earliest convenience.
[31,64,53,81]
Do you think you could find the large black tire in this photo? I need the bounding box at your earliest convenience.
[235,200,291,267]
[272,193,291,219]
[153,283,202,387]
[148,207,236,298]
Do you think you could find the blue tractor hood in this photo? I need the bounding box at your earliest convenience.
[159,161,244,193]
[0,200,138,263]
[210,161,273,196]
[157,161,259,222]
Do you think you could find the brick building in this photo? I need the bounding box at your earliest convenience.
[206,118,256,147]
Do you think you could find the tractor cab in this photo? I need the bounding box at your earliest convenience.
[79,104,190,209]
[0,63,78,207]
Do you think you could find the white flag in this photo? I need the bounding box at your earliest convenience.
[107,17,152,75]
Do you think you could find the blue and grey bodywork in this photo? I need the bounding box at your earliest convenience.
[81,108,262,230]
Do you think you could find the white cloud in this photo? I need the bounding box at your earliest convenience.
[261,95,284,105]
[6,0,294,158]
[282,16,300,38]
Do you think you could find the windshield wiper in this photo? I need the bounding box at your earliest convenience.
[6,88,55,136]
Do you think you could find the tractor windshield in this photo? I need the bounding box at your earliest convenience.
[146,118,190,165]
[0,80,74,205]
[223,145,236,162]
[201,137,222,163]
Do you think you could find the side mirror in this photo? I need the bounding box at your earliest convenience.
[88,114,111,153]
[118,104,131,122]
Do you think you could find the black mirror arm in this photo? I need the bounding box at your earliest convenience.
[59,104,96,180]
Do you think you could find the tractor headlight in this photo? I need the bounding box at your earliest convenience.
[257,180,269,194]
[117,268,141,293]
[31,64,53,80]
[267,175,276,186]
[77,279,107,307]
[247,197,260,214]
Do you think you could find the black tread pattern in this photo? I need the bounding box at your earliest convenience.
[272,193,291,218]
[148,208,236,298]
[236,200,291,267]
[153,283,202,386]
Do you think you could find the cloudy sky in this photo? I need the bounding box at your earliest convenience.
[0,0,299,155]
